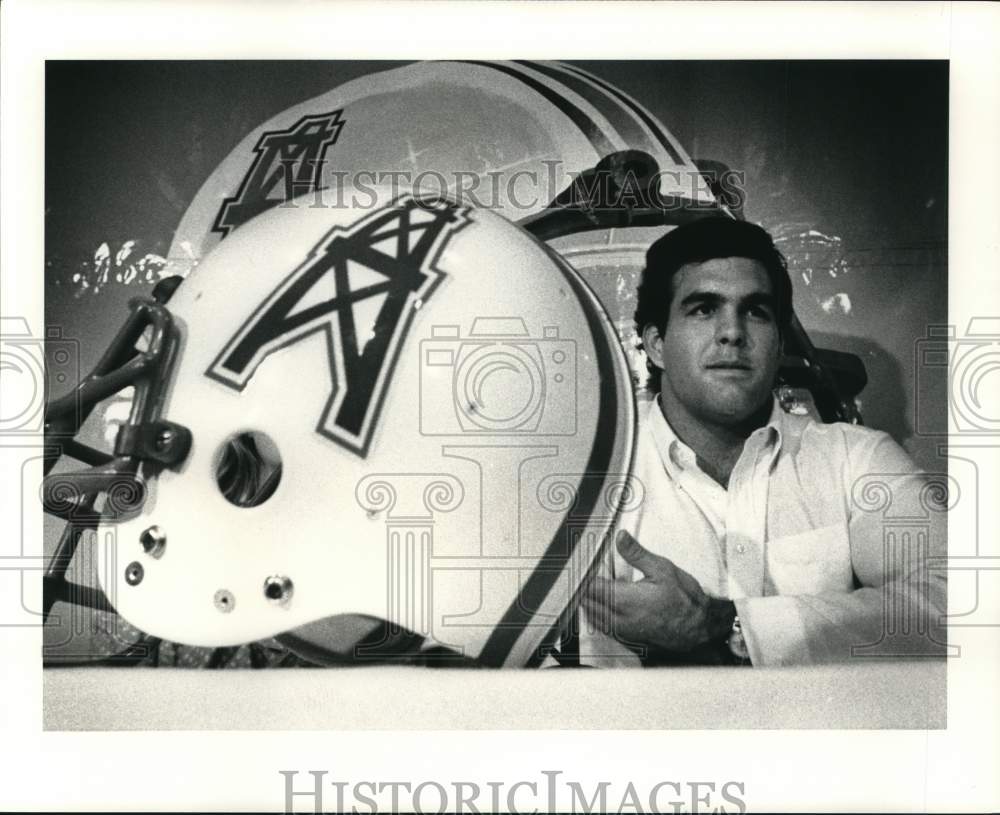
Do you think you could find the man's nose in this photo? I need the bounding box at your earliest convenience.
[715,311,746,345]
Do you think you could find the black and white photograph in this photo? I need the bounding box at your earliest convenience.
[2,2,999,812]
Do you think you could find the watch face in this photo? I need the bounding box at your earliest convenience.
[727,630,751,662]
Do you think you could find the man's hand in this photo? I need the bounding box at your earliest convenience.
[584,531,737,660]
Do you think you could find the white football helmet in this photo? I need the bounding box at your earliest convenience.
[165,60,717,277]
[44,188,638,667]
[44,60,747,667]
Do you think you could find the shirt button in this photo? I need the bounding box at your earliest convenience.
[735,543,747,555]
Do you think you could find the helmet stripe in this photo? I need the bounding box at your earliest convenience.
[515,60,657,159]
[462,60,617,159]
[561,63,686,167]
[478,252,628,668]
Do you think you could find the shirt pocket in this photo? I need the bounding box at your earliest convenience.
[765,523,854,595]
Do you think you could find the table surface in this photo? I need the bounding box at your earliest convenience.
[44,660,946,730]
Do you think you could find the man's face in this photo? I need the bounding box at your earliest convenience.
[644,256,782,429]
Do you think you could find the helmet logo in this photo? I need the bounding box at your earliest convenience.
[212,110,345,237]
[207,196,470,457]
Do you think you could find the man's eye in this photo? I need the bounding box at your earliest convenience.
[748,306,774,321]
[688,303,714,316]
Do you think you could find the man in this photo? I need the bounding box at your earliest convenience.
[582,217,947,667]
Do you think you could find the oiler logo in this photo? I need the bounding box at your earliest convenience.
[212,110,345,237]
[207,196,469,457]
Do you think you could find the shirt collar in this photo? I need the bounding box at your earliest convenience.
[646,395,785,478]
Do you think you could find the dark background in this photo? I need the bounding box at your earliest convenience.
[45,60,948,469]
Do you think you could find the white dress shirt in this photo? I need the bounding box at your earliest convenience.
[581,397,948,666]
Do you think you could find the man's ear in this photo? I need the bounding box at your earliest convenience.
[641,323,665,369]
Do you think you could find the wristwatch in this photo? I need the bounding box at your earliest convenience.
[726,615,752,665]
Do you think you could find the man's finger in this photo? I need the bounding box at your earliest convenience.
[615,529,670,579]
[583,576,623,613]
[582,578,652,641]
[583,575,651,615]
[582,576,627,637]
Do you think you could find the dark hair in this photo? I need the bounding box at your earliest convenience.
[634,217,792,394]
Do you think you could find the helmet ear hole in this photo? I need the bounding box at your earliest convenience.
[214,431,282,507]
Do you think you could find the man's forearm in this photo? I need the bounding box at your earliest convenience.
[734,578,947,666]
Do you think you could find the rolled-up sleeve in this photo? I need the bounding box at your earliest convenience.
[737,431,949,666]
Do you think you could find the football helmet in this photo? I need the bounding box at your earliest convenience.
[165,60,718,277]
[42,60,863,669]
[44,188,637,667]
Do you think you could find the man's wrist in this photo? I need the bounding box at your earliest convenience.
[704,598,738,642]
[705,598,751,665]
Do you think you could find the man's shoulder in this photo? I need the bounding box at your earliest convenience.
[792,414,896,447]
[788,414,917,473]
[631,394,895,453]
